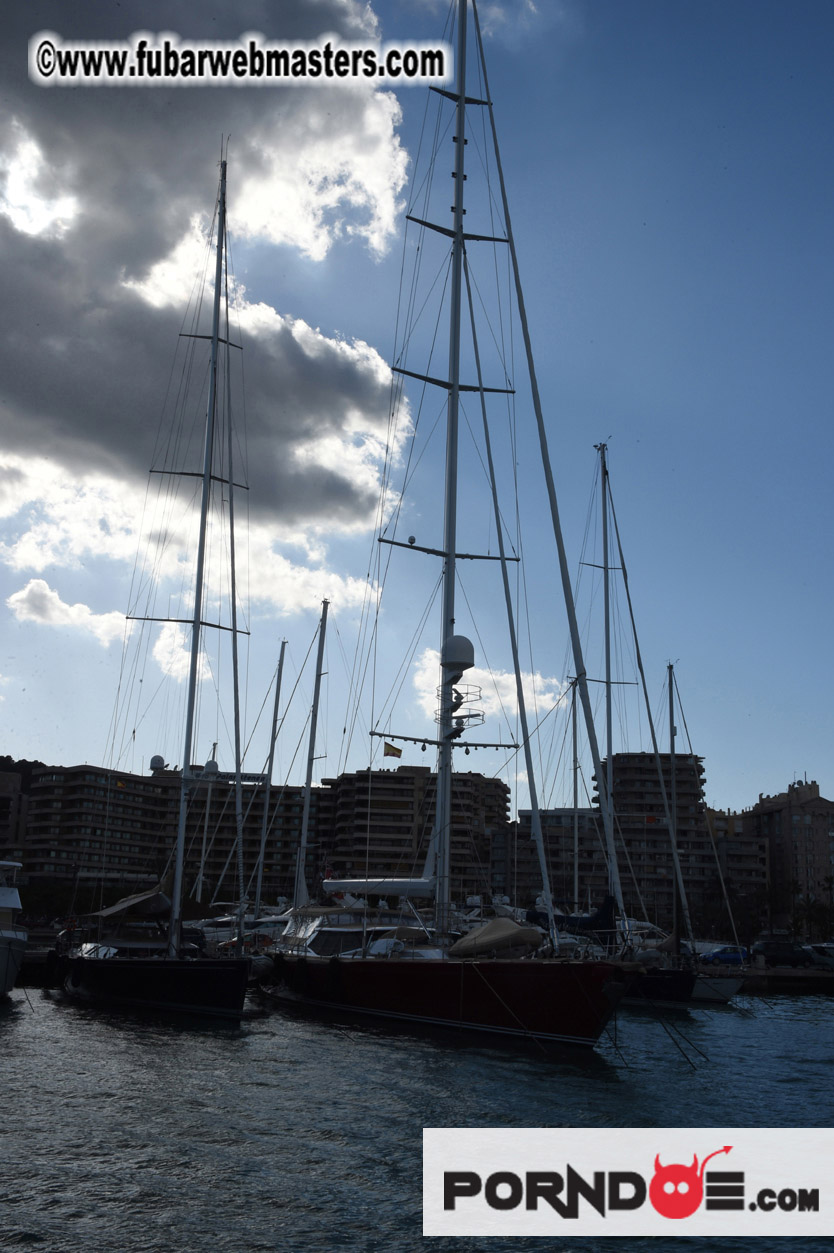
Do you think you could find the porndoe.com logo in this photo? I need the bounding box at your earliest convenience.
[423,1128,832,1237]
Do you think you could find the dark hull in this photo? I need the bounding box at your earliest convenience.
[61,954,250,1020]
[269,953,625,1048]
[1,932,27,996]
[742,966,834,995]
[622,967,697,1007]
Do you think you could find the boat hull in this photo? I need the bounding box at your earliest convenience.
[269,953,625,1048]
[691,972,743,1004]
[741,966,834,995]
[60,954,250,1020]
[621,967,697,1007]
[0,928,28,996]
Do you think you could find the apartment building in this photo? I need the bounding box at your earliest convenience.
[23,764,177,888]
[519,752,717,932]
[17,762,330,911]
[513,808,603,911]
[321,764,511,904]
[705,807,769,935]
[603,751,715,930]
[742,780,834,928]
[10,760,509,913]
[10,751,831,933]
[0,771,27,862]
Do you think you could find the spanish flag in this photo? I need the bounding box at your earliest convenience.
[383,741,402,758]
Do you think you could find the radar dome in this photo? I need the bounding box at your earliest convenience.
[441,634,475,676]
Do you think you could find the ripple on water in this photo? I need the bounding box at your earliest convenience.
[3,990,834,1251]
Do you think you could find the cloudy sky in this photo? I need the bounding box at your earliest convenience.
[1,0,833,816]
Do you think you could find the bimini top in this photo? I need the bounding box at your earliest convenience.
[322,876,436,899]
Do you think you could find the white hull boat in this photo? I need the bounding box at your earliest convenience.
[0,861,27,996]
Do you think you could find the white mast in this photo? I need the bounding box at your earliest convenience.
[572,679,579,912]
[168,156,228,958]
[293,601,329,909]
[669,664,678,939]
[433,1,469,934]
[224,309,247,952]
[194,740,218,903]
[254,641,286,918]
[604,478,693,941]
[597,442,615,877]
[667,662,695,944]
[471,4,624,917]
[462,254,558,942]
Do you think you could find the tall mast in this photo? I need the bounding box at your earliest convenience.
[605,479,692,940]
[666,662,695,945]
[597,442,615,884]
[254,640,286,918]
[471,5,624,917]
[194,740,217,903]
[224,304,247,952]
[572,678,579,912]
[293,601,329,909]
[463,253,558,942]
[168,157,227,957]
[434,1,468,932]
[669,663,678,940]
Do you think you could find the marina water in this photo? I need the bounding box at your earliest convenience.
[4,989,833,1252]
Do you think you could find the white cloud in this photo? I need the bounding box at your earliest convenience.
[121,217,210,310]
[120,89,407,315]
[233,88,407,260]
[245,522,372,614]
[0,453,377,624]
[6,578,126,645]
[151,621,209,683]
[412,647,565,723]
[0,1,413,715]
[0,457,146,572]
[0,120,78,239]
[471,0,580,46]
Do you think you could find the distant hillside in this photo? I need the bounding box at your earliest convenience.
[0,756,49,791]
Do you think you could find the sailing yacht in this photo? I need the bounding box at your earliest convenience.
[56,155,250,1020]
[0,861,27,997]
[575,449,739,1006]
[264,0,628,1050]
[573,445,696,1007]
[664,665,742,1005]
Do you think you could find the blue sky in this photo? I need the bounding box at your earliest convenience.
[1,0,832,816]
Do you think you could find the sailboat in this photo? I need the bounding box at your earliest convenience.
[56,155,250,1020]
[264,0,628,1050]
[665,664,743,1006]
[576,450,737,1005]
[577,443,695,1007]
[0,861,27,997]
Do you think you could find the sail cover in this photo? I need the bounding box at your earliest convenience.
[91,884,172,919]
[448,917,544,957]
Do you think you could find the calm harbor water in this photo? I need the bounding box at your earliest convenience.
[3,988,833,1252]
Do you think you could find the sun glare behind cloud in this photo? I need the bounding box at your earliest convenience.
[0,121,78,238]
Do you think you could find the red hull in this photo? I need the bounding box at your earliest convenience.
[271,953,625,1048]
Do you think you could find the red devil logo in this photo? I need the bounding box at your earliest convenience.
[649,1146,732,1218]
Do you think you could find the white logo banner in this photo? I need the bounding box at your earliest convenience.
[424,1127,832,1237]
